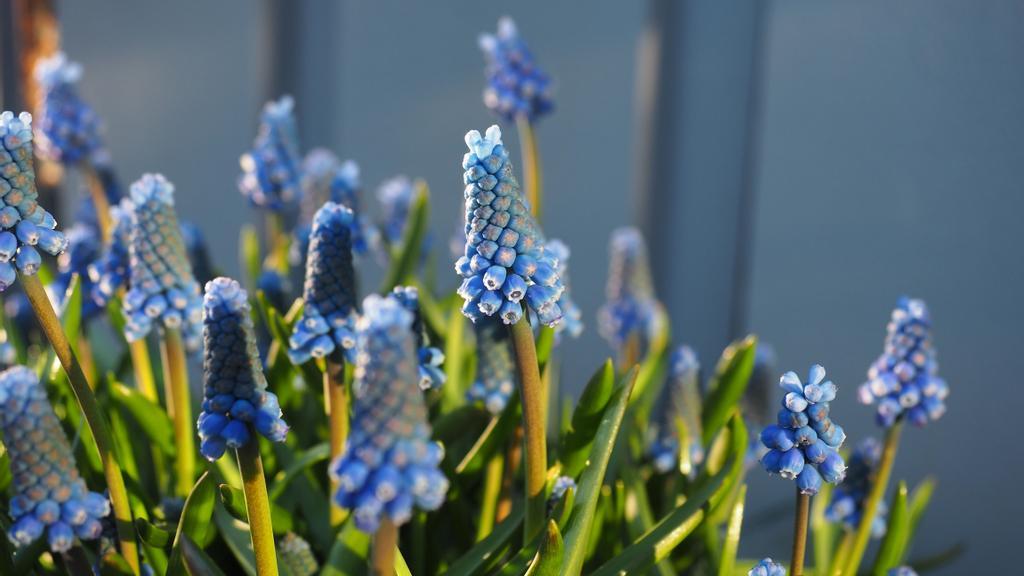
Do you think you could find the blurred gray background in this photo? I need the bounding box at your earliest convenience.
[5,0,1022,572]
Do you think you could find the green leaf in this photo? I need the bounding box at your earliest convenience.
[456,397,520,476]
[718,484,747,576]
[706,414,749,521]
[109,382,175,456]
[559,359,616,478]
[811,478,838,575]
[179,534,228,576]
[47,274,82,381]
[525,520,564,576]
[907,477,936,542]
[267,442,330,501]
[395,548,414,576]
[322,518,372,576]
[218,484,294,535]
[382,180,430,291]
[168,471,217,575]
[446,504,524,576]
[10,536,46,575]
[701,335,757,446]
[135,518,173,549]
[98,551,136,576]
[240,224,261,290]
[213,505,257,576]
[441,303,468,412]
[871,481,911,575]
[535,326,556,372]
[561,366,638,576]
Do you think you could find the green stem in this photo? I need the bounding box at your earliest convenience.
[265,212,289,274]
[160,329,196,498]
[507,318,547,541]
[792,490,811,576]
[477,451,504,541]
[372,518,398,576]
[128,338,159,403]
[325,359,350,527]
[831,532,855,576]
[515,114,542,222]
[19,272,140,575]
[237,440,279,576]
[843,421,903,576]
[81,162,113,243]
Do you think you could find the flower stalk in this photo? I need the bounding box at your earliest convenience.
[160,328,196,497]
[508,317,546,540]
[81,162,113,242]
[324,358,350,526]
[372,519,398,576]
[842,421,903,576]
[515,115,542,221]
[236,439,279,576]
[791,490,811,576]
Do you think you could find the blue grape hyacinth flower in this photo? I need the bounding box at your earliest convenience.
[759,365,847,495]
[32,53,104,165]
[88,198,131,306]
[749,558,786,576]
[544,239,583,339]
[456,125,565,327]
[239,96,302,211]
[391,286,445,391]
[180,220,216,286]
[598,227,662,358]
[122,174,203,351]
[288,202,358,365]
[51,223,102,319]
[0,111,69,290]
[198,277,289,461]
[888,568,918,576]
[377,175,417,246]
[0,366,110,552]
[648,345,704,474]
[467,317,516,415]
[826,437,888,538]
[859,297,949,428]
[330,294,449,532]
[293,150,376,264]
[479,17,554,123]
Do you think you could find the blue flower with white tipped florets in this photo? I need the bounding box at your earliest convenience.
[479,17,554,122]
[598,227,662,358]
[122,174,203,351]
[180,220,216,286]
[0,366,110,552]
[467,318,516,415]
[889,568,917,576]
[749,558,786,576]
[826,437,887,538]
[292,150,376,264]
[239,96,302,211]
[330,295,449,533]
[378,175,417,246]
[859,297,948,428]
[391,286,445,391]
[198,277,289,461]
[649,345,704,474]
[456,125,565,327]
[759,365,847,495]
[51,223,102,320]
[0,111,68,290]
[288,202,358,365]
[33,53,104,165]
[544,239,583,339]
[88,198,131,306]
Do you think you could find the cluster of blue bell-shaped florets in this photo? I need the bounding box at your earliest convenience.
[88,198,131,306]
[391,286,445,390]
[648,345,704,474]
[0,111,68,290]
[760,365,847,495]
[749,558,786,576]
[288,202,359,365]
[826,437,887,538]
[543,239,583,339]
[859,297,948,428]
[293,150,376,264]
[0,366,110,552]
[51,223,103,319]
[122,174,203,351]
[198,277,289,461]
[239,96,302,211]
[467,318,516,414]
[456,125,565,327]
[598,227,662,356]
[377,175,417,245]
[889,568,918,576]
[330,295,449,532]
[32,53,104,165]
[478,17,554,122]
[179,220,216,286]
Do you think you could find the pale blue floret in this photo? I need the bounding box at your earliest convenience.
[467,317,516,414]
[648,345,704,474]
[544,239,583,339]
[88,198,131,306]
[391,286,445,391]
[826,437,888,538]
[33,53,104,165]
[293,150,377,264]
[50,223,102,320]
[888,568,918,576]
[598,227,662,357]
[239,96,302,211]
[478,17,554,122]
[377,175,417,245]
[749,558,786,576]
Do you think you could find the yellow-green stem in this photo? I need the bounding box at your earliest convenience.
[496,425,522,524]
[325,359,350,527]
[77,332,97,387]
[160,329,195,498]
[515,115,542,222]
[237,440,279,576]
[19,272,140,574]
[477,452,504,541]
[792,490,811,576]
[265,212,289,274]
[508,318,546,540]
[372,518,398,576]
[831,532,855,576]
[81,162,113,243]
[128,338,159,403]
[842,421,903,576]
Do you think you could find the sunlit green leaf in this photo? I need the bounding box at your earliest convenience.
[871,480,910,575]
[446,504,524,576]
[718,484,747,576]
[559,359,615,478]
[701,335,757,446]
[109,382,175,456]
[382,180,430,291]
[168,471,217,575]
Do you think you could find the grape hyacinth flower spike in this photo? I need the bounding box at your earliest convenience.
[826,437,888,538]
[467,317,516,414]
[51,222,103,320]
[0,366,110,552]
[598,227,662,365]
[391,286,446,390]
[89,198,131,306]
[648,345,704,475]
[889,568,918,576]
[544,239,583,339]
[377,175,417,246]
[478,17,553,123]
[239,96,302,211]
[749,558,787,576]
[33,52,104,165]
[293,150,377,263]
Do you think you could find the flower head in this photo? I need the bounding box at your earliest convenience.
[0,366,110,552]
[0,111,68,289]
[88,198,131,306]
[288,202,358,365]
[859,298,948,427]
[122,174,203,350]
[51,223,103,320]
[32,53,104,164]
[826,437,887,538]
[278,532,318,576]
[330,295,449,532]
[377,175,417,245]
[179,220,216,286]
[648,345,704,474]
[749,558,786,576]
[239,96,302,211]
[759,365,847,495]
[544,239,583,339]
[479,17,554,122]
[888,568,918,576]
[456,125,565,327]
[199,277,288,461]
[467,317,516,414]
[598,227,662,357]
[293,150,376,263]
[391,286,445,391]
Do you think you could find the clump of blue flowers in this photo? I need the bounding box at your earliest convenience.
[329,294,449,532]
[598,227,662,357]
[648,345,704,474]
[180,220,217,286]
[456,125,565,327]
[293,150,376,264]
[749,558,786,576]
[288,202,358,365]
[760,365,846,495]
[32,53,104,165]
[467,318,516,414]
[826,437,887,538]
[391,286,445,390]
[478,17,553,122]
[198,277,289,461]
[889,568,918,576]
[51,223,103,319]
[122,174,203,351]
[0,111,68,290]
[544,239,583,339]
[0,366,110,552]
[88,198,131,306]
[239,96,302,211]
[859,297,949,427]
[377,175,417,246]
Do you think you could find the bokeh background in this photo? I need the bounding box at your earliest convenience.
[4,1,1022,572]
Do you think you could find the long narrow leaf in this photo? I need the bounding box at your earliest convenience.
[718,484,747,576]
[559,360,615,478]
[168,472,217,575]
[871,481,910,575]
[701,336,757,446]
[446,504,524,576]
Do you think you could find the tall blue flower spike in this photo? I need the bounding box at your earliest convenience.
[648,346,704,474]
[377,175,416,246]
[759,365,847,495]
[198,277,289,461]
[0,111,69,290]
[544,239,583,339]
[888,568,918,576]
[278,532,319,576]
[88,198,131,307]
[180,221,216,286]
[122,174,203,351]
[32,53,104,165]
[749,558,786,576]
[598,227,662,356]
[51,223,102,319]
[478,17,554,122]
[859,298,949,428]
[0,366,110,552]
[391,286,445,391]
[288,202,358,365]
[467,317,516,414]
[239,96,302,211]
[456,125,565,327]
[292,149,376,264]
[826,437,887,538]
[329,295,449,533]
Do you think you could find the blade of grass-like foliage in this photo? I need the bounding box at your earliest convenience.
[907,477,936,541]
[267,442,330,501]
[167,471,217,575]
[535,326,556,371]
[871,481,910,575]
[179,535,228,576]
[269,442,332,553]
[446,503,524,576]
[395,547,414,576]
[704,414,749,520]
[109,382,175,456]
[812,478,837,575]
[218,484,294,535]
[524,520,564,576]
[321,518,371,576]
[456,398,520,476]
[441,303,468,411]
[701,336,757,447]
[382,180,430,291]
[718,484,747,576]
[622,469,675,576]
[240,224,261,291]
[46,275,82,381]
[629,308,671,419]
[135,518,173,549]
[213,505,257,576]
[559,359,615,478]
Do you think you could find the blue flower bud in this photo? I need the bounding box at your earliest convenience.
[749,557,786,576]
[478,17,554,122]
[391,286,446,391]
[598,227,662,359]
[239,96,301,211]
[89,199,132,306]
[33,53,105,164]
[778,448,805,480]
[760,425,795,452]
[797,465,823,495]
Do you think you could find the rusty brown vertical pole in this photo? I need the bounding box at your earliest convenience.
[9,0,60,110]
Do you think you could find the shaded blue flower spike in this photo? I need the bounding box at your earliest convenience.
[467,317,516,415]
[180,221,216,286]
[888,568,918,576]
[122,174,203,351]
[0,111,68,290]
[51,223,102,320]
[551,476,575,501]
[0,366,110,552]
[749,558,786,576]
[288,202,358,365]
[377,175,416,245]
[198,277,289,461]
[239,96,302,211]
[0,332,15,369]
[329,294,449,532]
[759,365,847,495]
[826,437,887,538]
[598,227,662,355]
[859,297,949,428]
[257,267,291,314]
[478,17,554,122]
[648,345,704,474]
[544,239,583,339]
[293,149,376,264]
[32,53,104,165]
[456,125,566,327]
[88,198,131,307]
[279,532,319,576]
[391,286,445,391]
